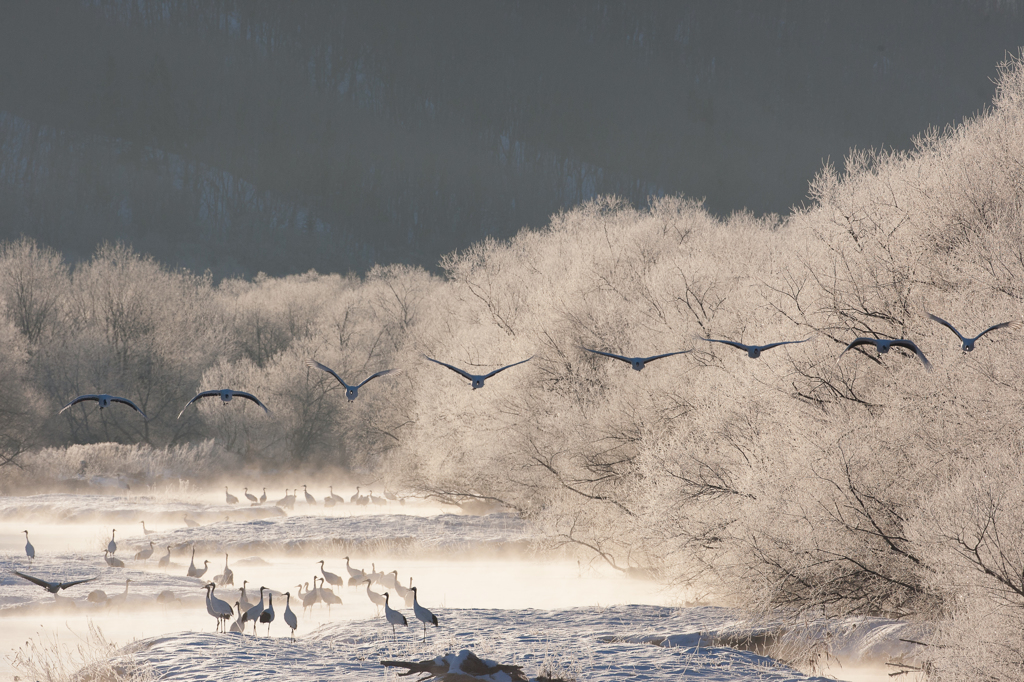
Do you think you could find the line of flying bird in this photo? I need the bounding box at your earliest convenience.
[55,312,1018,419]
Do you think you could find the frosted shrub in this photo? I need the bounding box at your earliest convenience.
[0,236,69,346]
[912,445,1024,681]
[0,440,232,493]
[0,318,45,468]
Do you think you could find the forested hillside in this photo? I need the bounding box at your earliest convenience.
[2,1,1022,276]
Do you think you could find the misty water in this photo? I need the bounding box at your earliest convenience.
[0,491,675,680]
[0,489,916,682]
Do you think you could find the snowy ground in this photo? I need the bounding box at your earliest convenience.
[0,490,926,681]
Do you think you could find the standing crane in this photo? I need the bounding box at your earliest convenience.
[242,586,267,634]
[394,573,411,604]
[238,581,253,615]
[259,593,275,635]
[301,580,318,615]
[344,556,365,584]
[134,541,155,561]
[109,578,132,607]
[215,553,234,586]
[320,581,342,615]
[411,586,439,641]
[383,592,407,634]
[23,530,34,559]
[365,579,386,616]
[204,583,234,632]
[402,577,415,607]
[229,601,244,633]
[283,592,298,638]
[379,570,399,590]
[318,560,344,589]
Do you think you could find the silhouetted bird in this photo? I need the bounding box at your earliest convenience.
[926,312,1019,352]
[60,394,146,419]
[383,592,407,634]
[582,347,689,371]
[259,593,275,635]
[699,336,813,358]
[177,389,269,418]
[424,355,533,389]
[411,586,439,641]
[839,337,931,371]
[365,579,386,615]
[283,592,298,638]
[305,360,395,401]
[242,586,267,635]
[204,583,234,632]
[134,541,155,561]
[318,559,344,588]
[14,571,95,594]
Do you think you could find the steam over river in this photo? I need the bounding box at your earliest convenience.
[0,490,921,681]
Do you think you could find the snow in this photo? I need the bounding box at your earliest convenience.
[0,492,925,682]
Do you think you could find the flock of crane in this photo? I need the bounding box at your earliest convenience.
[199,556,438,640]
[14,523,439,640]
[13,312,1015,641]
[54,313,1018,421]
[223,484,398,509]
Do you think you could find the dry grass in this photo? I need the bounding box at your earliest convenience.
[9,621,155,682]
